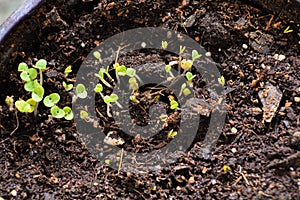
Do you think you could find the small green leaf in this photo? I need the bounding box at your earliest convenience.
[170,100,179,109]
[161,40,168,49]
[24,81,35,92]
[64,66,72,76]
[186,72,196,81]
[116,65,127,76]
[129,95,139,103]
[160,114,168,121]
[183,88,191,96]
[93,51,101,60]
[168,129,177,139]
[32,84,44,102]
[63,106,74,120]
[43,93,60,107]
[50,106,65,118]
[76,84,87,99]
[98,68,106,79]
[80,110,89,119]
[126,68,136,77]
[20,71,31,82]
[15,100,31,113]
[26,98,37,113]
[34,59,47,70]
[63,81,73,91]
[94,83,103,93]
[179,45,186,54]
[165,64,172,73]
[192,50,201,61]
[28,68,37,80]
[18,62,28,72]
[110,94,119,102]
[218,76,225,86]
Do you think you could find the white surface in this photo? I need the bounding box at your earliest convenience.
[0,0,25,24]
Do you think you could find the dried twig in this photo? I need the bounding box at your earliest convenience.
[10,110,19,135]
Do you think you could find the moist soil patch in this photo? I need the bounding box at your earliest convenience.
[0,0,299,199]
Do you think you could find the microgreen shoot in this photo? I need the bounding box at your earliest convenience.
[76,84,87,99]
[43,93,60,107]
[80,110,89,119]
[218,76,225,86]
[170,100,179,110]
[161,40,168,49]
[96,68,113,88]
[63,81,73,91]
[167,129,177,139]
[103,93,123,117]
[64,66,72,77]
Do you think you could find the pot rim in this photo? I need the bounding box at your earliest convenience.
[0,0,44,43]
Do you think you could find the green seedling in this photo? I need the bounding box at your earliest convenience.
[129,95,139,103]
[179,83,192,97]
[50,106,65,119]
[94,83,105,99]
[223,165,232,172]
[159,114,168,121]
[64,66,72,77]
[165,64,175,79]
[15,99,31,113]
[167,129,177,139]
[170,100,179,110]
[76,84,87,99]
[63,81,73,91]
[179,45,186,54]
[80,110,89,119]
[218,76,225,86]
[126,68,143,84]
[63,106,74,120]
[191,50,201,62]
[128,77,139,91]
[43,93,60,107]
[161,40,168,49]
[113,63,126,84]
[186,72,196,87]
[96,68,113,88]
[103,93,123,117]
[283,26,293,33]
[93,51,101,61]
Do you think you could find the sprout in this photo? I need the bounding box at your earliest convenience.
[96,68,113,88]
[63,106,74,120]
[64,66,72,77]
[63,81,73,91]
[34,59,47,70]
[76,84,87,99]
[161,40,168,49]
[180,59,193,71]
[94,83,103,93]
[165,64,175,79]
[170,100,179,110]
[179,83,191,97]
[191,50,201,62]
[80,110,89,119]
[50,106,65,119]
[167,129,177,139]
[160,114,168,121]
[186,72,196,87]
[93,51,101,61]
[18,62,28,72]
[15,100,31,113]
[43,93,60,107]
[103,93,123,117]
[31,83,44,102]
[26,98,37,113]
[128,77,139,91]
[179,45,186,54]
[218,76,225,86]
[126,68,143,84]
[129,95,139,103]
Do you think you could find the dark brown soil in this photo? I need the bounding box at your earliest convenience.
[0,0,299,199]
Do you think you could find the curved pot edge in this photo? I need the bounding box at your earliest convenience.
[0,0,45,43]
